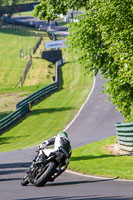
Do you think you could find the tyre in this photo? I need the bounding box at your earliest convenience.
[21,174,29,186]
[34,162,56,187]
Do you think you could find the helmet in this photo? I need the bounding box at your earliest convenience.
[57,131,68,139]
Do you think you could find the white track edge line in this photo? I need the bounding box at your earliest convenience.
[15,76,96,152]
[66,169,133,182]
[19,77,96,152]
[15,76,133,182]
[64,76,96,132]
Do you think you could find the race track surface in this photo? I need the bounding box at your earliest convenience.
[1,74,133,200]
[66,73,124,148]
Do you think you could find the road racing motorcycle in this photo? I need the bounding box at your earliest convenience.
[21,147,70,187]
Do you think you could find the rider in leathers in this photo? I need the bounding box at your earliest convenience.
[39,131,72,181]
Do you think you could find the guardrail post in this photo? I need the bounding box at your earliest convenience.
[28,102,31,112]
[55,60,62,89]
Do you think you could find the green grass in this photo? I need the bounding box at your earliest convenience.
[13,11,34,17]
[0,27,53,115]
[69,136,133,180]
[0,27,40,89]
[0,48,93,152]
[0,21,132,181]
[0,28,52,89]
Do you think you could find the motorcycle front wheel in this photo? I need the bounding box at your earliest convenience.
[21,174,29,186]
[34,161,56,187]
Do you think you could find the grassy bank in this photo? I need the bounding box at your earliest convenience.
[0,27,54,114]
[0,48,93,152]
[0,27,38,89]
[0,27,51,89]
[69,136,133,180]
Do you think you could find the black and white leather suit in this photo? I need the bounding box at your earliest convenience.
[39,133,72,181]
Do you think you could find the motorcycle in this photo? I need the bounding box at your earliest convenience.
[21,147,70,187]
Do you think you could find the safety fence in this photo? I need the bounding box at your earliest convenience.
[21,56,32,86]
[115,122,133,152]
[16,82,58,109]
[0,60,62,134]
[33,36,43,54]
[0,2,40,16]
[15,36,43,88]
[0,103,30,133]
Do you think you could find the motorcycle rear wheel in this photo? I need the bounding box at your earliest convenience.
[34,162,56,187]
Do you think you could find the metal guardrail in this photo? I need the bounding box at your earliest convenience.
[16,60,61,108]
[0,103,29,132]
[16,82,58,108]
[115,122,133,152]
[0,60,61,134]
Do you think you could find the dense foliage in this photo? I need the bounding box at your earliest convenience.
[34,0,133,122]
[33,0,89,21]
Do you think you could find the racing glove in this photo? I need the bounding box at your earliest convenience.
[39,140,48,149]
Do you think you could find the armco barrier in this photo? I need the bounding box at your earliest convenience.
[16,82,58,108]
[0,103,29,133]
[16,61,60,108]
[0,60,61,134]
[115,122,133,152]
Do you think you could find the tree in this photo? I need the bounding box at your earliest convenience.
[33,0,88,21]
[34,0,133,121]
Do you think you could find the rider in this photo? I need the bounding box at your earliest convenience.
[39,131,72,181]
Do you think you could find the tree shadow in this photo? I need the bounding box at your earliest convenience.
[31,107,74,116]
[0,169,27,175]
[0,27,29,37]
[0,177,21,182]
[0,135,30,145]
[0,162,32,169]
[0,162,32,176]
[70,154,117,162]
[0,25,45,37]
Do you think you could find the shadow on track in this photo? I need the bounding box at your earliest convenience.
[0,162,31,169]
[18,195,133,200]
[0,177,21,182]
[0,162,31,176]
[46,177,118,187]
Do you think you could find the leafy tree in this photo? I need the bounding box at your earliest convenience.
[34,0,133,122]
[33,0,89,21]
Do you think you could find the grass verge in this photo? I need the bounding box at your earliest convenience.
[0,27,51,89]
[0,27,54,113]
[0,27,38,89]
[69,136,133,180]
[0,48,93,152]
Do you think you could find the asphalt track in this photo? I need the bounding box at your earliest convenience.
[1,73,133,200]
[66,73,124,148]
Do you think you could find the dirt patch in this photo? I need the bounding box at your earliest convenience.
[0,92,29,112]
[106,143,133,156]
